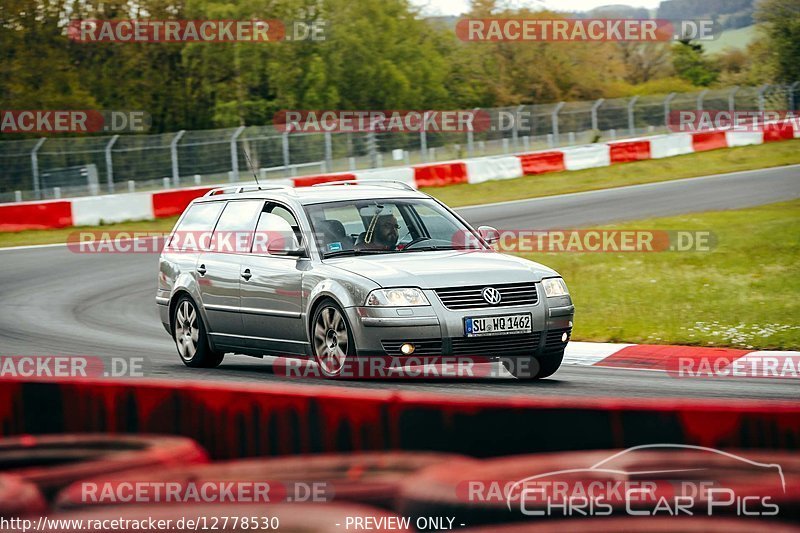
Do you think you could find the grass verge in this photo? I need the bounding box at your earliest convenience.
[521,200,800,350]
[423,139,800,207]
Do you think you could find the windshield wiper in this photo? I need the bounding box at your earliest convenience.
[401,245,464,252]
[322,249,393,258]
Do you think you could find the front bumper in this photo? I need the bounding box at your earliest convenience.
[346,288,574,358]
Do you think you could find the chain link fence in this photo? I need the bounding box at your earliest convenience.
[1,82,798,202]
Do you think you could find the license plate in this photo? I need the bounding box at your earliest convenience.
[465,313,532,337]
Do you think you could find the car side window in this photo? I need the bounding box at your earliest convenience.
[210,200,264,253]
[268,205,297,226]
[252,210,301,255]
[168,201,224,251]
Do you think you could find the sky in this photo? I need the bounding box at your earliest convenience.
[411,0,663,16]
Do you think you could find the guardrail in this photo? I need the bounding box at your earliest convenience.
[1,123,796,232]
[0,83,797,202]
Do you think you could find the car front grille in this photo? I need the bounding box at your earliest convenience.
[434,282,539,310]
[450,332,541,357]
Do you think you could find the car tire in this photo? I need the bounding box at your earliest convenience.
[502,352,564,379]
[311,299,355,378]
[173,295,224,368]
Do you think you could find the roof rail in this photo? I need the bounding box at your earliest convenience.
[204,184,296,197]
[311,179,416,192]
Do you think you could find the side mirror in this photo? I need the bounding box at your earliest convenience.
[477,225,500,245]
[267,237,306,257]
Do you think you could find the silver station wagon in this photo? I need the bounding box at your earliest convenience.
[157,181,574,379]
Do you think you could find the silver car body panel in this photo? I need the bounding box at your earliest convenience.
[158,184,574,360]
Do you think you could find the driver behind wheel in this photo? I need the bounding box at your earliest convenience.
[356,214,399,251]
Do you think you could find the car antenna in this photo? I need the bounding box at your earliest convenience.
[241,143,262,187]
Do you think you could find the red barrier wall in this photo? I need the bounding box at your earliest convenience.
[413,163,468,187]
[518,152,566,175]
[293,173,355,188]
[1,378,797,460]
[609,140,652,163]
[0,201,73,231]
[692,132,728,152]
[763,123,795,143]
[151,187,213,218]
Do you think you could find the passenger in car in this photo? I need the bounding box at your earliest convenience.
[356,214,400,251]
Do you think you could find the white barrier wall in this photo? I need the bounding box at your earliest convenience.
[465,156,524,184]
[353,167,417,188]
[649,134,694,159]
[562,145,611,171]
[71,193,155,226]
[725,131,765,147]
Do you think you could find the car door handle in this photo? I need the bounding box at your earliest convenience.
[241,268,252,281]
[196,264,207,276]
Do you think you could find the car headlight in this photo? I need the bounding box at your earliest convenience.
[542,277,569,298]
[366,288,430,307]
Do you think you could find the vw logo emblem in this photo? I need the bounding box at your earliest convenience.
[482,287,502,305]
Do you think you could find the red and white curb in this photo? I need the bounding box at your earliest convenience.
[563,341,800,378]
[2,125,797,232]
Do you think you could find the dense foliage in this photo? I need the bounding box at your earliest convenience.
[0,0,794,133]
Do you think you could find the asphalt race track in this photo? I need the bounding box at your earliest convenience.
[1,165,798,399]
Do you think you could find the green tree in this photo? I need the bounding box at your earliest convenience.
[755,0,800,83]
[672,40,719,86]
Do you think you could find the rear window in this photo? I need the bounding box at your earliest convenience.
[168,202,224,251]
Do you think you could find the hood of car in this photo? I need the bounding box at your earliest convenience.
[326,250,558,288]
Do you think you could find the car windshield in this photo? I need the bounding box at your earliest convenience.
[305,198,483,258]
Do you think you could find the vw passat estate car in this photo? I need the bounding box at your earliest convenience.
[157,181,574,379]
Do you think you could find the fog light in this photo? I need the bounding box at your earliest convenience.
[400,343,415,355]
[561,332,568,343]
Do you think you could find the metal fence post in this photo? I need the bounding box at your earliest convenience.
[282,131,291,171]
[591,98,604,132]
[467,108,478,157]
[728,86,740,113]
[170,130,185,187]
[30,138,46,200]
[512,105,524,150]
[789,81,800,111]
[663,93,677,129]
[757,84,770,113]
[324,132,333,171]
[696,89,709,111]
[627,95,639,136]
[551,102,565,147]
[229,126,246,182]
[420,111,428,163]
[104,135,119,193]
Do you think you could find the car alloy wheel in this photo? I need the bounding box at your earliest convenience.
[174,299,200,362]
[313,305,350,377]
